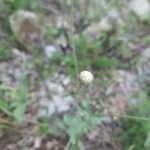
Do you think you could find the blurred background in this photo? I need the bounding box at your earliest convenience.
[0,0,150,149]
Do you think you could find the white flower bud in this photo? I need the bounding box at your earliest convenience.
[79,71,94,84]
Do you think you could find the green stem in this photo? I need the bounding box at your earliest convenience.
[64,139,71,150]
[74,82,83,109]
[0,118,11,125]
[116,114,150,121]
[70,0,79,78]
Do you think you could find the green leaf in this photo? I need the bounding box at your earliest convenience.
[38,117,49,135]
[63,110,101,147]
[142,35,150,44]
[13,104,27,122]
[11,79,28,122]
[0,100,11,116]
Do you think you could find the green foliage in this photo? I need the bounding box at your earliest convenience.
[64,33,125,77]
[30,47,62,77]
[122,119,150,150]
[37,101,101,149]
[0,85,12,118]
[117,42,132,59]
[65,34,103,76]
[2,0,41,12]
[38,116,65,136]
[84,0,107,21]
[10,79,29,122]
[6,0,27,11]
[142,35,150,44]
[63,110,101,149]
[0,42,12,61]
[38,117,49,135]
[47,26,58,41]
[138,91,150,117]
[96,56,119,68]
[121,91,150,150]
[0,79,29,124]
[0,99,11,116]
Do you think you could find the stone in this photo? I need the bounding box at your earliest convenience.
[38,95,76,118]
[58,74,71,86]
[107,8,123,25]
[128,98,140,107]
[106,70,139,96]
[129,0,150,21]
[55,16,69,29]
[138,47,150,94]
[0,48,33,89]
[53,95,75,114]
[62,77,71,86]
[106,94,127,116]
[34,137,42,149]
[99,17,112,32]
[45,81,64,95]
[9,10,40,49]
[108,8,120,20]
[54,36,67,48]
[46,140,61,150]
[44,45,58,58]
[84,17,112,39]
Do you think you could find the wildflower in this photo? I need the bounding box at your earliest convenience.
[79,71,93,84]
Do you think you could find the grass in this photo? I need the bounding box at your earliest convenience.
[0,42,12,61]
[119,91,150,150]
[0,79,29,123]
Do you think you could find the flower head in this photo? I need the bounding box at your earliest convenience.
[79,71,93,84]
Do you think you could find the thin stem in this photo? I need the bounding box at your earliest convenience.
[75,82,82,96]
[115,114,150,121]
[0,118,21,133]
[61,0,65,28]
[70,0,79,78]
[0,118,11,125]
[64,139,71,150]
[74,82,83,109]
